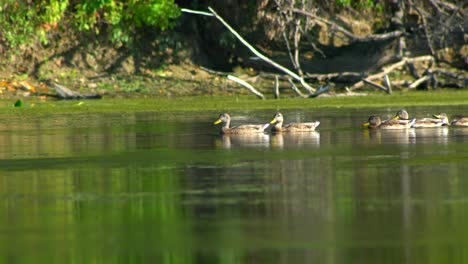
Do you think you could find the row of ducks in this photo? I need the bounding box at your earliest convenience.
[364,110,468,129]
[213,111,468,134]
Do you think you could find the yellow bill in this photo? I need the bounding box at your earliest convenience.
[362,122,370,127]
[270,119,277,124]
[213,119,222,124]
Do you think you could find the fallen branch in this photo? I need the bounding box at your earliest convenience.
[183,7,315,93]
[350,55,434,90]
[409,75,430,89]
[309,83,332,98]
[305,71,364,82]
[288,79,307,98]
[363,79,388,92]
[227,75,265,100]
[51,82,101,99]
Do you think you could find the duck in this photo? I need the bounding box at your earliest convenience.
[213,113,269,134]
[450,117,468,126]
[269,112,320,132]
[394,109,409,120]
[363,115,416,129]
[412,113,449,128]
[395,110,449,128]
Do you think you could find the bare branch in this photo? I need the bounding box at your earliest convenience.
[227,75,265,100]
[206,6,315,92]
[290,8,404,42]
[274,75,280,99]
[350,56,434,90]
[288,79,307,98]
[409,76,430,89]
[180,8,213,16]
[363,79,388,92]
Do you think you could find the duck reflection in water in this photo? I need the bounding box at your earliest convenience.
[215,133,270,149]
[363,128,416,145]
[270,132,320,149]
[413,126,449,144]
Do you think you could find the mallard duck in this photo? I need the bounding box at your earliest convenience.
[269,112,320,132]
[213,113,269,134]
[412,113,449,128]
[363,115,415,129]
[450,117,468,126]
[395,109,409,120]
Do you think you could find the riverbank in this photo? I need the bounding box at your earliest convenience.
[1,90,468,116]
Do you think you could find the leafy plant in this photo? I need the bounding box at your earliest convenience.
[0,0,180,49]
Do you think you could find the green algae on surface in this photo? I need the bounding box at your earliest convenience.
[1,90,468,115]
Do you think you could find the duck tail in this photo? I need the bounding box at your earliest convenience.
[314,121,321,128]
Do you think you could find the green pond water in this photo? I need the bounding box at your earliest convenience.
[1,105,468,263]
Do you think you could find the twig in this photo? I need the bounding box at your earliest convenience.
[227,75,265,100]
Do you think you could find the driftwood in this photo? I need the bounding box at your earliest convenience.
[227,75,265,100]
[350,55,434,90]
[51,82,101,99]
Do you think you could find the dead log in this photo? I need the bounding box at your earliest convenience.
[51,82,101,99]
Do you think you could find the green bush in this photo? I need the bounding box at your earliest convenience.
[0,0,180,48]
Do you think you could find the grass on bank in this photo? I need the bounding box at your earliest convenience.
[1,90,468,116]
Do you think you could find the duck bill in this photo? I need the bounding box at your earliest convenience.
[213,119,222,125]
[362,122,370,127]
[391,115,400,120]
[270,119,277,124]
[433,114,441,119]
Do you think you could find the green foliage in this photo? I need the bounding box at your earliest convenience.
[335,0,380,10]
[0,0,180,49]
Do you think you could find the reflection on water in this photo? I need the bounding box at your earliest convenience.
[270,132,320,149]
[362,128,416,145]
[1,107,468,263]
[215,133,270,149]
